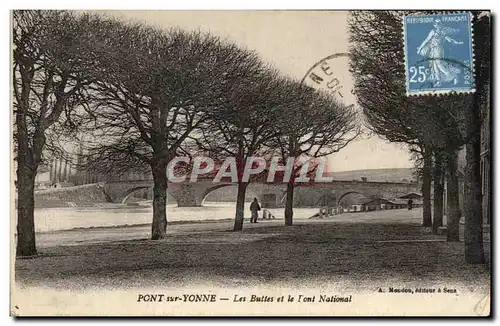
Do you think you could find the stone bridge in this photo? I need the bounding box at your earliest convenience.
[103,179,421,208]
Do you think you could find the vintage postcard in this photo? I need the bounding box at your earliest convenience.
[11,10,491,316]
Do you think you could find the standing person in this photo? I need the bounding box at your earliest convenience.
[250,198,261,223]
[408,199,414,210]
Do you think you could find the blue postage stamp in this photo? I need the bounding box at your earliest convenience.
[403,12,474,95]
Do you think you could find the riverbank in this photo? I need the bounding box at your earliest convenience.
[29,202,320,233]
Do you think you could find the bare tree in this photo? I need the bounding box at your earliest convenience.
[12,10,108,257]
[271,81,359,226]
[77,20,264,238]
[349,11,433,227]
[196,68,285,231]
[349,11,467,234]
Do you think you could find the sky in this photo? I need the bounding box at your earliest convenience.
[97,10,414,172]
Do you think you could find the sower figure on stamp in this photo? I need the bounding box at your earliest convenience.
[417,19,464,87]
[250,198,261,223]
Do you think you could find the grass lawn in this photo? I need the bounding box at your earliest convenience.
[15,217,491,294]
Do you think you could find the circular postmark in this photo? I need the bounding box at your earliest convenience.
[301,52,354,103]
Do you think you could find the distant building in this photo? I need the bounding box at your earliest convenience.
[43,142,151,187]
[34,167,51,189]
[399,193,423,200]
[339,193,408,212]
[361,198,384,211]
[381,198,409,210]
[399,193,423,207]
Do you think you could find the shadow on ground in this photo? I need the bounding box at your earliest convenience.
[15,221,490,292]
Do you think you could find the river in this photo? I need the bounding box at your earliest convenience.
[32,202,320,233]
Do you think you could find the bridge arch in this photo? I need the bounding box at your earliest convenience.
[121,186,152,204]
[200,184,235,205]
[120,186,179,205]
[102,179,420,208]
[201,184,260,205]
[337,191,368,206]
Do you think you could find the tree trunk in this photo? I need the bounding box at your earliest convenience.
[233,182,248,231]
[151,162,168,240]
[53,159,59,184]
[464,89,485,264]
[63,159,69,182]
[463,12,487,264]
[15,99,40,257]
[284,181,294,226]
[16,165,37,257]
[432,154,444,233]
[446,151,461,242]
[422,150,432,227]
[464,139,485,262]
[49,159,54,184]
[57,158,63,183]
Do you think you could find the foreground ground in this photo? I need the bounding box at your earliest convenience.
[15,208,490,293]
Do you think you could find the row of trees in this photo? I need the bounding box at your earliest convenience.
[13,10,358,257]
[348,11,490,264]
